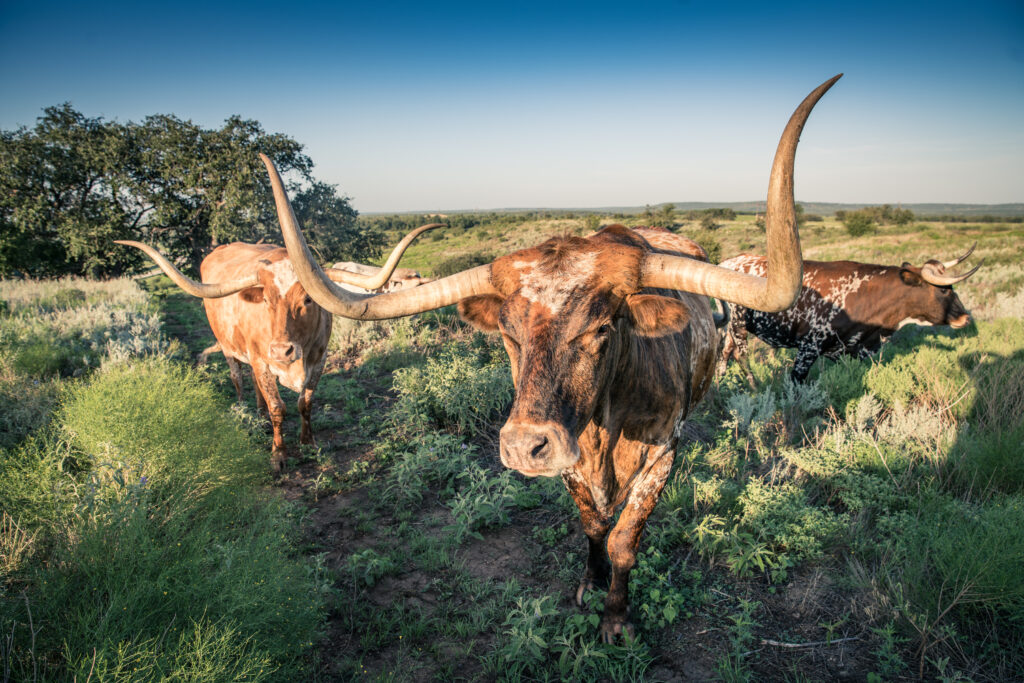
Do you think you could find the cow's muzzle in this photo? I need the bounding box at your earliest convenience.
[949,313,971,329]
[499,421,580,477]
[269,341,302,364]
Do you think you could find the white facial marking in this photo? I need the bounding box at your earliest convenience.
[266,259,299,298]
[515,251,598,313]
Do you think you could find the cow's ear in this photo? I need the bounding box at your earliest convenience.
[626,294,690,337]
[458,295,504,332]
[239,286,265,303]
[899,268,923,286]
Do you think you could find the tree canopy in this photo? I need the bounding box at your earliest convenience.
[0,104,380,277]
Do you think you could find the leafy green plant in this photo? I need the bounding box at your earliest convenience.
[391,339,512,434]
[345,548,399,587]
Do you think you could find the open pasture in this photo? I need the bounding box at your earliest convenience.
[2,218,1023,681]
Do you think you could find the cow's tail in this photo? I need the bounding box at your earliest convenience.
[198,342,222,365]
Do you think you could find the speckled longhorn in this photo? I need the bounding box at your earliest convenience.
[268,75,841,641]
[718,249,980,382]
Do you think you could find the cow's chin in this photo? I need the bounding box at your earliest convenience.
[511,464,573,478]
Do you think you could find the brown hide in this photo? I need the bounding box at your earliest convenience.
[719,254,974,381]
[459,225,718,641]
[201,243,333,470]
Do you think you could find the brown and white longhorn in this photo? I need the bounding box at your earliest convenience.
[263,75,841,639]
[116,223,440,471]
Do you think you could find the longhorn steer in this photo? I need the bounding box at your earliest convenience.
[719,250,980,382]
[116,225,438,471]
[263,75,841,640]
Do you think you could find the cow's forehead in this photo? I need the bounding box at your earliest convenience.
[511,251,599,314]
[493,236,643,315]
[263,258,300,297]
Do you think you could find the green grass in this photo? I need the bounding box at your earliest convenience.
[3,218,1023,681]
[0,278,326,682]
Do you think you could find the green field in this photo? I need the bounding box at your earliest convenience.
[2,217,1023,681]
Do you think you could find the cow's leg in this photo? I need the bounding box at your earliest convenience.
[726,313,757,389]
[562,470,612,607]
[298,353,327,446]
[224,356,245,403]
[297,388,316,446]
[790,340,822,383]
[252,363,288,472]
[600,449,674,643]
[250,367,270,419]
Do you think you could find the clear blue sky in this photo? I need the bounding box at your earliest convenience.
[2,0,1021,212]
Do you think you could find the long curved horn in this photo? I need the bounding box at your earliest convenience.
[641,74,842,311]
[114,240,260,298]
[921,260,983,287]
[260,154,496,319]
[323,223,444,289]
[942,242,976,269]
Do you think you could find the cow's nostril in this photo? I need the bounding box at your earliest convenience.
[529,436,548,460]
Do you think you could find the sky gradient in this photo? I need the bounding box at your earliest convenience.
[2,0,1022,213]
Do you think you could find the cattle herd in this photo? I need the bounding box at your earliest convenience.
[119,74,982,641]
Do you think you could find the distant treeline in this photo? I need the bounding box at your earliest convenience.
[919,215,1024,224]
[1,104,381,278]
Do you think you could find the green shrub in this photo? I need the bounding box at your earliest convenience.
[946,421,1024,494]
[0,364,60,449]
[738,479,846,561]
[817,354,869,415]
[432,251,494,278]
[843,212,877,237]
[876,493,1024,672]
[392,339,512,433]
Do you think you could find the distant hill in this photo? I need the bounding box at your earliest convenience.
[369,202,1024,218]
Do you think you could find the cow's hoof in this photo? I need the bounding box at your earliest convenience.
[599,617,635,645]
[575,580,594,608]
[270,452,286,473]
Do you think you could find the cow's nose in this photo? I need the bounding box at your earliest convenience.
[499,421,578,476]
[269,342,298,363]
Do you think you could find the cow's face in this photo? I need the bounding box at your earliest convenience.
[459,228,691,477]
[899,261,972,329]
[241,258,325,365]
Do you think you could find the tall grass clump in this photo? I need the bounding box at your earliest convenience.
[870,494,1024,678]
[0,358,326,681]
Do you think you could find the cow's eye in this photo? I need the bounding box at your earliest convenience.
[596,323,611,336]
[304,295,313,305]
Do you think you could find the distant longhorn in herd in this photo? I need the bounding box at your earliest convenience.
[115,223,441,471]
[718,246,981,382]
[260,75,843,640]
